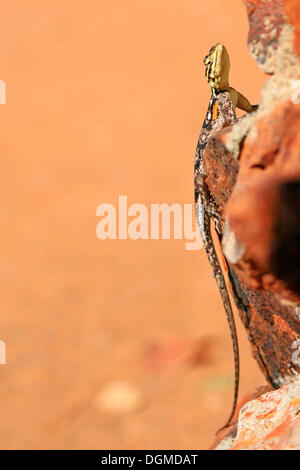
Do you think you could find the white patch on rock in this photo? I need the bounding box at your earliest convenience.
[222,218,245,264]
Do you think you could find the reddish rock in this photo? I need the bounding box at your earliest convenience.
[210,385,272,449]
[204,129,239,217]
[243,0,286,74]
[214,377,300,450]
[285,0,300,60]
[225,102,300,303]
[204,123,300,386]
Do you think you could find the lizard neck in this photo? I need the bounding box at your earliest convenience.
[211,86,229,96]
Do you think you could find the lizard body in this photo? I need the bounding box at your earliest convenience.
[194,44,257,432]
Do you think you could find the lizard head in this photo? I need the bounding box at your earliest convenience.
[204,43,230,93]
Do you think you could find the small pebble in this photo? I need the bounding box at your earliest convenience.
[95,381,143,414]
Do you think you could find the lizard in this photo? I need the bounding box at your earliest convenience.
[194,43,257,432]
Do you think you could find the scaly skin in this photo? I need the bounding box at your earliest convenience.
[194,44,257,432]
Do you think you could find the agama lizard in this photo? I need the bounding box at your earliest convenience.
[194,44,257,432]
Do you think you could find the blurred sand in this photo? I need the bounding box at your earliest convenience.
[0,0,267,449]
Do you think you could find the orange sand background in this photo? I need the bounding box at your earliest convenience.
[0,0,267,449]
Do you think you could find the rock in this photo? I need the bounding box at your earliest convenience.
[202,0,300,388]
[285,0,300,60]
[214,375,300,450]
[243,0,286,74]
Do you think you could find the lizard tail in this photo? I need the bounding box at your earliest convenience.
[200,207,240,435]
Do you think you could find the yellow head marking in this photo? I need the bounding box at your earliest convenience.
[204,43,230,92]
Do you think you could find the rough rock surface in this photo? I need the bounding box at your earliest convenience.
[205,0,300,391]
[215,377,300,450]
